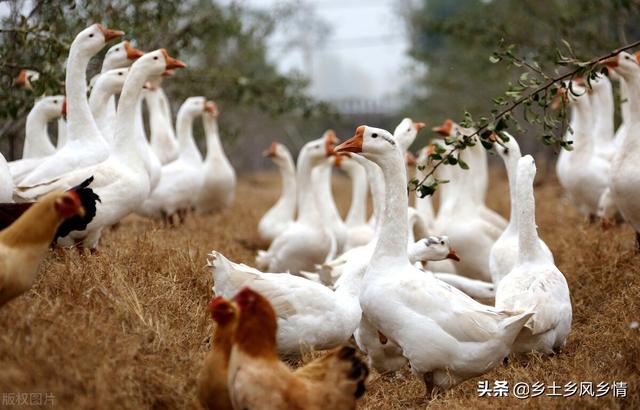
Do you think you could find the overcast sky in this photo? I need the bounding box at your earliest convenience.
[226,0,419,102]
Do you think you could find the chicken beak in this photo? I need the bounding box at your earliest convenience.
[263,142,278,158]
[335,126,364,154]
[124,41,145,60]
[413,121,427,131]
[446,249,460,261]
[160,48,187,70]
[97,24,124,42]
[432,119,453,136]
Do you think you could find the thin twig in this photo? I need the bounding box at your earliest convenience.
[415,38,640,189]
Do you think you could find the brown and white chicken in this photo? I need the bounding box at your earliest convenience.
[197,296,237,410]
[0,190,85,308]
[227,287,368,410]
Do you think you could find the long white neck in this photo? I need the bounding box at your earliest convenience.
[619,72,640,153]
[619,77,631,125]
[112,65,148,165]
[313,161,343,224]
[592,81,615,144]
[503,151,521,235]
[414,154,435,227]
[516,165,544,264]
[344,162,368,227]
[203,116,223,157]
[296,152,322,224]
[370,149,409,266]
[366,160,385,231]
[89,83,118,145]
[176,110,203,162]
[56,118,68,149]
[270,151,297,218]
[65,46,103,143]
[24,108,56,158]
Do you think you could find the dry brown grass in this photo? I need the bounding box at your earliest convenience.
[0,169,638,409]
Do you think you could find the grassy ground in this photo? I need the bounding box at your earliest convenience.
[0,169,638,409]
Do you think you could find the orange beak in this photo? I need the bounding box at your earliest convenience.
[405,151,417,166]
[413,121,426,131]
[97,24,124,42]
[15,69,27,87]
[263,142,278,158]
[432,119,453,136]
[335,126,364,154]
[446,249,460,261]
[602,55,619,69]
[204,101,218,116]
[636,52,640,65]
[334,153,345,167]
[324,129,338,157]
[160,48,187,70]
[124,41,144,60]
[426,143,435,156]
[62,97,67,116]
[162,69,175,77]
[550,87,567,111]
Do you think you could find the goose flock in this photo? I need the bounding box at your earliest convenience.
[1,23,639,406]
[1,24,237,249]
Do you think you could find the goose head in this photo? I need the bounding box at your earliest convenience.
[204,100,219,118]
[603,51,640,81]
[102,41,145,72]
[408,236,460,262]
[132,48,186,86]
[178,96,209,120]
[91,68,129,97]
[335,125,397,163]
[15,69,39,89]
[300,131,336,167]
[492,131,521,161]
[72,24,124,57]
[32,96,66,121]
[393,118,426,151]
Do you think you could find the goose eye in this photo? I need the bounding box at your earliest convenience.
[53,99,58,104]
[89,34,94,38]
[440,241,444,245]
[372,133,378,138]
[118,72,123,76]
[115,48,119,51]
[153,56,158,60]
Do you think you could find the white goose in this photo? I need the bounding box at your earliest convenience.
[557,81,610,217]
[15,49,186,249]
[0,154,13,203]
[19,24,123,187]
[336,125,532,392]
[432,119,508,231]
[605,51,640,249]
[495,155,572,353]
[90,40,145,144]
[341,155,374,250]
[145,76,180,165]
[589,74,616,161]
[8,96,66,184]
[312,150,347,253]
[195,102,237,214]
[88,68,129,142]
[22,96,65,159]
[138,97,209,221]
[257,142,296,243]
[489,133,553,285]
[256,132,337,273]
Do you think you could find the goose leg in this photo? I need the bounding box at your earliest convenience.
[423,372,436,399]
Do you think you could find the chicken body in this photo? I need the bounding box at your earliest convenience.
[227,287,368,410]
[0,190,83,307]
